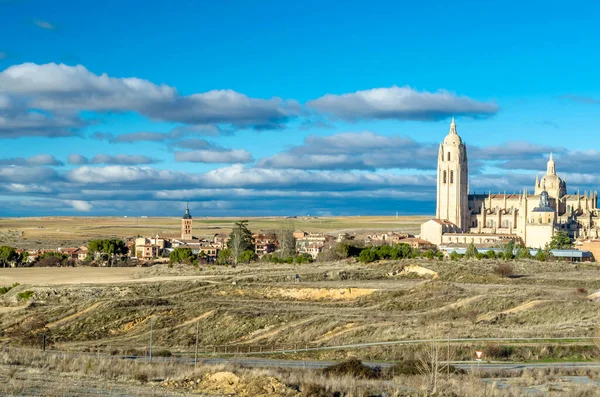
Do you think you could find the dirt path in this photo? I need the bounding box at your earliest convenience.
[0,305,27,314]
[173,311,215,330]
[237,318,316,344]
[0,267,222,286]
[501,300,550,315]
[46,301,106,329]
[429,295,485,313]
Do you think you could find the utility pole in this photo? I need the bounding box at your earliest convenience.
[194,321,199,368]
[149,318,154,362]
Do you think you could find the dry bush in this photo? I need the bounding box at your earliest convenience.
[322,359,382,379]
[493,262,514,278]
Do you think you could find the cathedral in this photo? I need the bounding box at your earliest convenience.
[421,118,600,248]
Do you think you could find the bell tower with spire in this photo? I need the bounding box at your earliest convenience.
[436,117,469,231]
[181,202,193,240]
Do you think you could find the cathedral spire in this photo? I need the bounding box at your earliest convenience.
[546,152,556,175]
[449,116,457,134]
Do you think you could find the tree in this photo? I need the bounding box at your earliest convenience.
[549,231,573,250]
[227,221,254,266]
[169,248,195,264]
[217,248,232,265]
[238,249,257,263]
[277,224,296,258]
[88,239,128,266]
[503,240,515,260]
[0,246,19,268]
[465,243,478,259]
[359,249,377,263]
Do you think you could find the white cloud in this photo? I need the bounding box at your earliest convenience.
[64,200,92,212]
[0,63,301,129]
[0,154,63,166]
[307,86,498,121]
[257,131,437,170]
[174,149,254,164]
[91,154,159,165]
[67,154,88,165]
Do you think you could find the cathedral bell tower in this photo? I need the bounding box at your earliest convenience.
[436,117,469,231]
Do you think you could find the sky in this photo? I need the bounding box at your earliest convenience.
[1,0,600,217]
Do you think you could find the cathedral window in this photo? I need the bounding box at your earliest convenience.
[443,171,447,184]
[450,171,454,184]
[447,152,451,161]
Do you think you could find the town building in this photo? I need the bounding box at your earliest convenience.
[421,118,600,248]
[253,233,277,257]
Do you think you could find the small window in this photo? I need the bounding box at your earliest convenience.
[443,170,447,184]
[447,152,451,161]
[450,170,454,184]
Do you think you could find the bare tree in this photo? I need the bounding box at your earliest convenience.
[227,221,253,266]
[277,222,296,258]
[416,331,456,394]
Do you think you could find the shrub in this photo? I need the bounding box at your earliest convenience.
[423,250,435,259]
[358,249,377,263]
[485,344,514,360]
[465,242,478,259]
[322,359,382,379]
[0,282,19,295]
[493,263,514,278]
[449,251,461,261]
[486,250,497,259]
[17,290,35,301]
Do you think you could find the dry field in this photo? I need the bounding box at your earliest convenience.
[1,257,600,396]
[1,259,599,362]
[0,215,429,249]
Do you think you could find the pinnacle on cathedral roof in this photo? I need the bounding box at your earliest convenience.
[443,117,462,145]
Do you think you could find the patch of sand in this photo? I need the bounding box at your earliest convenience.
[400,265,439,279]
[164,371,298,396]
[587,290,600,301]
[501,300,549,314]
[273,287,375,301]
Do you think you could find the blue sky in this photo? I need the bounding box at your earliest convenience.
[0,0,599,216]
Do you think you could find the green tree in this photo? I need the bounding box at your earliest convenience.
[359,248,378,263]
[169,247,195,264]
[217,248,232,265]
[88,239,128,266]
[503,240,515,260]
[449,251,461,261]
[517,247,532,259]
[238,249,257,263]
[549,231,573,249]
[486,250,497,260]
[465,243,478,259]
[227,221,254,266]
[0,246,18,268]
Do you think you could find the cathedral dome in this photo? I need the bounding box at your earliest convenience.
[443,117,463,145]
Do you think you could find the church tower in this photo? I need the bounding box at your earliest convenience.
[436,117,469,231]
[181,203,193,240]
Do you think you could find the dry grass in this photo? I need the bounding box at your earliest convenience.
[0,215,428,249]
[0,348,599,396]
